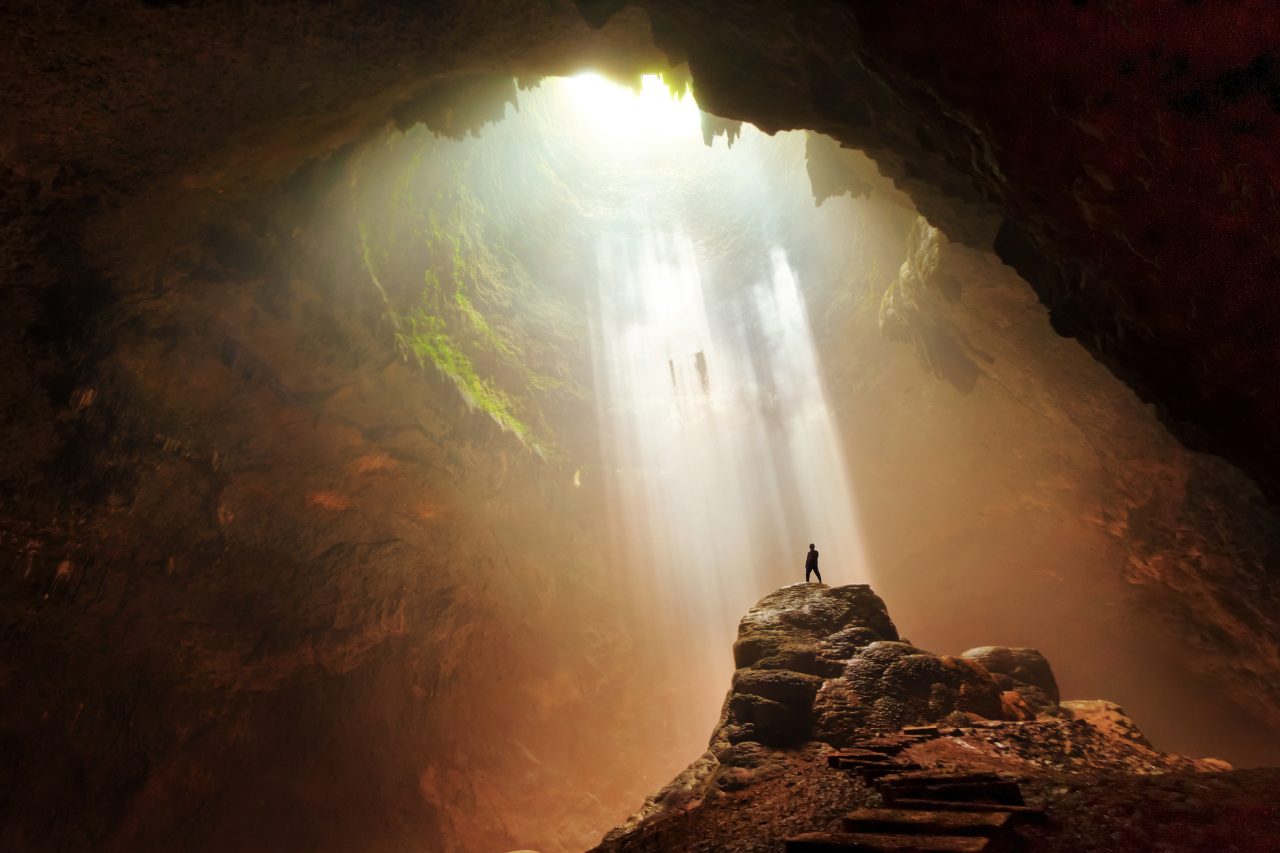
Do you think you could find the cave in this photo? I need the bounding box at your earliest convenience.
[5,2,1280,851]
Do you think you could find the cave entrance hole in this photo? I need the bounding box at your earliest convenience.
[353,71,883,736]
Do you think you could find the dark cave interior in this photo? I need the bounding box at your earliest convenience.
[4,2,1280,852]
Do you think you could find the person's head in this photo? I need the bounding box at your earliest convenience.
[809,543,815,550]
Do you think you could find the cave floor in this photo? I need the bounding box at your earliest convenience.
[592,726,1280,852]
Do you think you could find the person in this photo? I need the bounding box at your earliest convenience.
[805,543,821,584]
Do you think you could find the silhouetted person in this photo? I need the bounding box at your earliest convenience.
[805,543,821,584]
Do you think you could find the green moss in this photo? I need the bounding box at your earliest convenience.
[454,288,513,356]
[358,221,392,302]
[396,314,534,444]
[355,130,589,459]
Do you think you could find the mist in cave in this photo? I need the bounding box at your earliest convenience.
[593,232,866,603]
[573,77,870,718]
[353,73,877,758]
[339,72,1280,850]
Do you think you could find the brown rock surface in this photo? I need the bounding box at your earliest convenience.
[961,646,1061,709]
[595,585,1272,853]
[810,217,1280,763]
[609,0,1280,506]
[723,585,1007,750]
[603,585,1020,840]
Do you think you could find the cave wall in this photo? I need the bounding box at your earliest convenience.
[603,0,1280,505]
[799,197,1280,765]
[2,131,699,852]
[1,6,683,851]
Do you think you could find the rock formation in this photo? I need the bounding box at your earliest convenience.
[587,1,1280,507]
[596,585,1270,852]
[961,646,1061,716]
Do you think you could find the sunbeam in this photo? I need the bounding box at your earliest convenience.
[539,74,875,722]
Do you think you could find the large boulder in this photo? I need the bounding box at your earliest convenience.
[1060,699,1152,748]
[961,646,1060,712]
[732,583,899,671]
[722,584,1011,749]
[725,583,899,745]
[602,584,1064,839]
[811,641,1005,744]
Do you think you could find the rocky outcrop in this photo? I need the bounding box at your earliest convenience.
[814,212,1280,761]
[811,640,1007,745]
[727,585,898,746]
[606,584,1050,838]
[589,0,1280,506]
[725,585,1022,750]
[962,646,1061,714]
[598,584,1247,851]
[1061,699,1154,750]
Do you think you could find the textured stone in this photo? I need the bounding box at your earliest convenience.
[1060,699,1153,749]
[732,668,825,707]
[598,584,1259,851]
[617,0,1280,505]
[812,644,1006,744]
[841,807,1012,837]
[961,646,1061,706]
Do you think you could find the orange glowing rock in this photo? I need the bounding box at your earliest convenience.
[306,491,351,511]
[353,453,397,475]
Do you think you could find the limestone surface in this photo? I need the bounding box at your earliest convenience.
[596,584,1260,853]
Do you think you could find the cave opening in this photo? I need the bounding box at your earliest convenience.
[334,66,1280,850]
[352,71,881,769]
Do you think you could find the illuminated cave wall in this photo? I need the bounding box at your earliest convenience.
[2,113,676,853]
[0,70,891,852]
[1,6,667,851]
[802,190,1280,766]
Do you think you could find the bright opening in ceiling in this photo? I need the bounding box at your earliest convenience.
[353,72,882,780]
[553,72,702,142]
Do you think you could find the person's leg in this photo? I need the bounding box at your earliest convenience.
[805,567,812,583]
[814,567,822,584]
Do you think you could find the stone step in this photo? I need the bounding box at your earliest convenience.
[835,757,922,769]
[882,771,1007,783]
[785,831,992,852]
[839,748,898,760]
[842,808,1012,837]
[850,768,922,781]
[852,739,912,755]
[901,725,941,737]
[878,778,1025,807]
[828,750,896,768]
[890,799,1047,825]
[836,760,923,778]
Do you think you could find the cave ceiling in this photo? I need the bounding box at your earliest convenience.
[5,0,1280,505]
